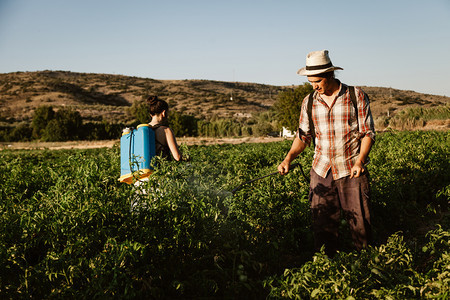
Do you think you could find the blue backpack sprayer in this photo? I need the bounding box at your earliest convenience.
[118,124,156,184]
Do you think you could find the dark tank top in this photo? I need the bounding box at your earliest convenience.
[150,124,172,160]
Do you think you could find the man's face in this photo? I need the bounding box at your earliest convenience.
[307,75,329,95]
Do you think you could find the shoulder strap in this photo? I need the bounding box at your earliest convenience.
[149,124,161,130]
[348,86,358,113]
[307,92,315,147]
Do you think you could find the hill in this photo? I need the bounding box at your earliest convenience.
[0,70,449,129]
[0,71,283,126]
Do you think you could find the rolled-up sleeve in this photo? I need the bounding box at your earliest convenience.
[357,88,376,142]
[296,95,312,146]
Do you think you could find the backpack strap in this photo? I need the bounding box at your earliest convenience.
[149,124,161,130]
[348,86,358,113]
[149,124,162,146]
[307,92,315,146]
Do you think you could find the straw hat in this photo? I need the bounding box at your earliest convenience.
[297,50,343,76]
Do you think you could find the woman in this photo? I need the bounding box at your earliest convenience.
[132,96,182,208]
[147,95,182,161]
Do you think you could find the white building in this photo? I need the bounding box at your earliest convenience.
[281,127,295,138]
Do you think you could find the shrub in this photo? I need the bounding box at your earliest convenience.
[169,111,198,137]
[6,123,33,142]
[273,83,314,132]
[129,100,151,124]
[41,107,82,141]
[266,230,450,299]
[388,105,450,129]
[32,105,55,138]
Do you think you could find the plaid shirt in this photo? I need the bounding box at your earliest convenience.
[297,82,375,179]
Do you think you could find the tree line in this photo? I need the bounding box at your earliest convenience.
[0,85,314,142]
[0,106,123,142]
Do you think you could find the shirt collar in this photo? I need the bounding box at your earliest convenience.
[315,79,345,100]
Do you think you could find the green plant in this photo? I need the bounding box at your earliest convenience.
[0,131,448,298]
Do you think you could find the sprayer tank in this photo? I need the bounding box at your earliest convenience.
[118,124,156,184]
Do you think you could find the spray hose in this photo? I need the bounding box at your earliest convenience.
[127,127,144,183]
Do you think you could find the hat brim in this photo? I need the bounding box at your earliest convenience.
[297,66,343,76]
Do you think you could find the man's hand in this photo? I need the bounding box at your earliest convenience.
[278,137,307,176]
[351,136,374,178]
[278,160,291,175]
[350,160,365,178]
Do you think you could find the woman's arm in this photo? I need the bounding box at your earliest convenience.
[164,127,182,161]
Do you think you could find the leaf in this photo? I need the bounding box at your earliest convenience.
[371,268,381,276]
[385,257,395,265]
[311,289,321,298]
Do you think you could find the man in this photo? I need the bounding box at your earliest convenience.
[278,50,375,256]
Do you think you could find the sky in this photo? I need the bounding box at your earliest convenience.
[1,0,449,96]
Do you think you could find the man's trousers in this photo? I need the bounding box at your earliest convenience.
[309,168,372,256]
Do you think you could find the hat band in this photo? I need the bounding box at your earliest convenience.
[306,62,332,71]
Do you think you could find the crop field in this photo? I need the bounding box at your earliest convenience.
[0,131,449,298]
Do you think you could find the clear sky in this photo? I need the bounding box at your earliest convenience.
[1,0,449,96]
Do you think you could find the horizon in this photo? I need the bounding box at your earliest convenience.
[1,0,449,97]
[2,69,450,98]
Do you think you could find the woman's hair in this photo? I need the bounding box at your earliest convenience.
[146,96,169,116]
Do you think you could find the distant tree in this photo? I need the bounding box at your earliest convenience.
[253,122,273,137]
[169,111,198,136]
[273,83,314,132]
[57,107,82,138]
[42,107,82,141]
[130,100,151,124]
[32,105,55,138]
[8,123,33,142]
[196,118,246,137]
[80,121,123,140]
[42,119,66,141]
[253,111,277,137]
